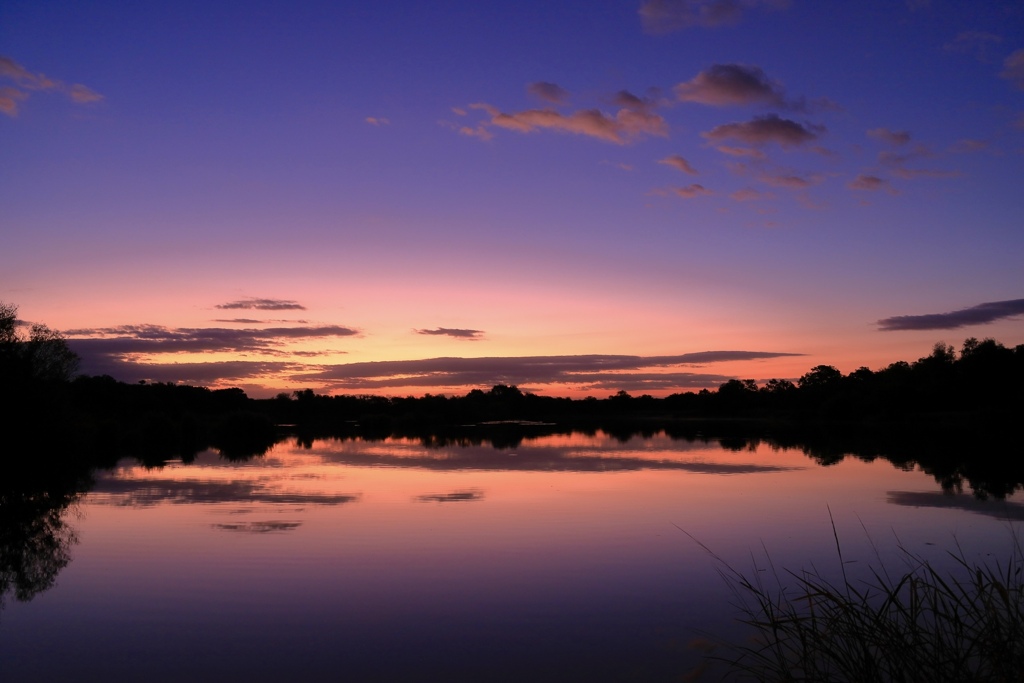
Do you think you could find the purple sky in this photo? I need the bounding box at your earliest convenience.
[2,0,1023,396]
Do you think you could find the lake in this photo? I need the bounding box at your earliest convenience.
[2,429,1021,681]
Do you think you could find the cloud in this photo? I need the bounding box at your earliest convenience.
[365,116,390,126]
[68,323,357,351]
[0,86,27,116]
[212,318,310,324]
[867,127,911,146]
[670,184,712,199]
[1002,49,1024,90]
[875,143,958,180]
[458,124,493,141]
[0,56,58,90]
[0,55,102,116]
[416,327,485,340]
[809,96,843,113]
[611,90,659,111]
[888,167,960,180]
[877,298,1024,331]
[659,154,698,174]
[730,187,773,202]
[305,351,803,391]
[847,174,898,194]
[950,138,989,153]
[216,298,307,310]
[212,318,270,324]
[69,324,804,395]
[944,31,1002,61]
[704,114,822,149]
[649,184,712,199]
[716,145,766,159]
[69,84,103,103]
[757,172,823,189]
[601,160,634,171]
[467,102,668,144]
[877,143,932,166]
[675,63,787,107]
[639,0,790,33]
[74,357,297,384]
[527,81,569,104]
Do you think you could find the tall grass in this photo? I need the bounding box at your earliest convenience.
[689,520,1024,682]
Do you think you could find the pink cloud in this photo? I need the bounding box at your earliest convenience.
[671,184,712,199]
[0,85,27,117]
[730,188,773,201]
[876,143,957,179]
[704,114,822,149]
[716,145,767,159]
[757,172,823,189]
[847,174,899,194]
[69,83,103,103]
[612,90,656,110]
[675,63,786,107]
[601,160,634,171]
[889,167,961,180]
[527,81,569,104]
[639,0,791,33]
[0,56,58,90]
[877,146,931,165]
[867,127,911,145]
[468,102,668,145]
[0,55,103,113]
[658,154,698,174]
[458,124,494,141]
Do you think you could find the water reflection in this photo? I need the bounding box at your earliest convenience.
[0,466,88,611]
[887,490,1024,520]
[416,490,485,503]
[211,521,304,533]
[2,427,1022,683]
[290,433,800,474]
[90,473,361,507]
[281,422,1024,500]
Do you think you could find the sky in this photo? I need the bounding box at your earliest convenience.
[2,0,1023,398]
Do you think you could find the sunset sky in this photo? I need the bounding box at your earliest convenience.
[3,0,1023,397]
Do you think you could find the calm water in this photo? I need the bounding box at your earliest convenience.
[2,431,1022,681]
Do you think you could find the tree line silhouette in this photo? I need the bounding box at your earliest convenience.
[2,300,1022,464]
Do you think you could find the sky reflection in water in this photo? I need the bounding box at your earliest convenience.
[1,432,1021,682]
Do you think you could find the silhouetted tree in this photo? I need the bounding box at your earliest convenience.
[761,378,796,395]
[957,337,1018,408]
[716,379,759,413]
[797,365,842,391]
[0,302,79,386]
